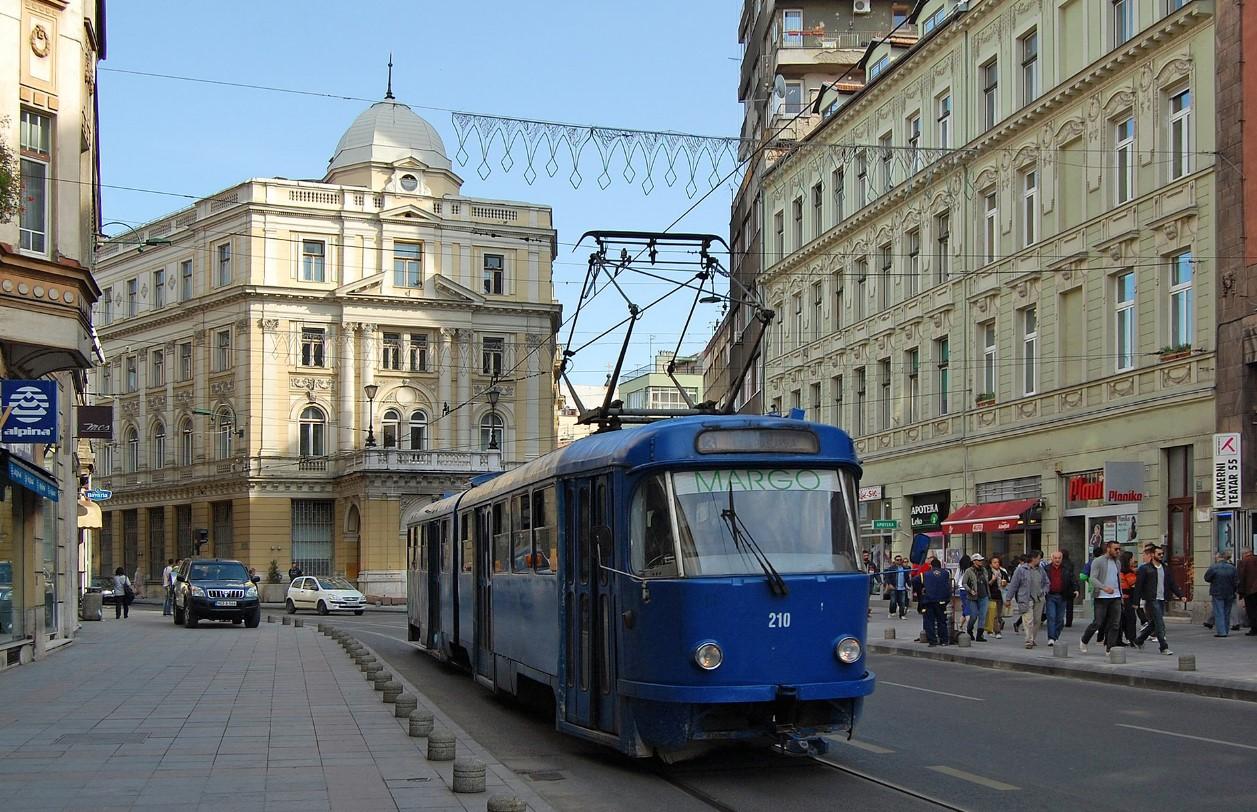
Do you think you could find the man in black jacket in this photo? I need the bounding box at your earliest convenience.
[1134,543,1184,654]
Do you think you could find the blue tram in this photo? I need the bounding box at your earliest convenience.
[405,414,874,759]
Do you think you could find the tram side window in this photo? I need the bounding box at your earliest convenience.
[440,518,452,573]
[631,474,679,577]
[532,487,556,572]
[459,513,473,573]
[512,493,532,573]
[426,522,439,573]
[418,533,427,573]
[492,501,509,573]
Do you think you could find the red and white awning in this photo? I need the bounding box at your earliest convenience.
[941,498,1041,535]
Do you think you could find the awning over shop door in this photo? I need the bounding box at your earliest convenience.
[77,498,102,529]
[941,498,1041,535]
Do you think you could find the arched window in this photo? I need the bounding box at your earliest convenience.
[408,410,428,450]
[215,407,234,459]
[124,426,139,473]
[479,413,504,451]
[178,417,194,466]
[151,421,166,470]
[300,406,326,457]
[382,408,401,449]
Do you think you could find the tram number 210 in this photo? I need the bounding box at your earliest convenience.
[768,612,792,628]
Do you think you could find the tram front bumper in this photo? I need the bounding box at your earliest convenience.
[617,671,875,703]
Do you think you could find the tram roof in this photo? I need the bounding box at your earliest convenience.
[416,415,859,520]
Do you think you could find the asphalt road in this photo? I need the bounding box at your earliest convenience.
[315,610,1257,811]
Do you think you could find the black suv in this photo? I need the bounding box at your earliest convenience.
[173,558,261,628]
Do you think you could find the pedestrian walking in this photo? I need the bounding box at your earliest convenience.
[885,556,910,619]
[160,559,176,616]
[1005,550,1049,648]
[1134,543,1184,654]
[1204,552,1240,638]
[1239,550,1257,636]
[961,553,990,641]
[1118,551,1139,646]
[113,566,135,619]
[1061,549,1078,628]
[288,561,303,582]
[921,559,951,647]
[985,556,1009,638]
[1043,550,1075,645]
[862,550,881,597]
[1079,540,1122,654]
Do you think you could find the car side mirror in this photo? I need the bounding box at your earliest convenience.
[251,576,261,584]
[175,574,185,582]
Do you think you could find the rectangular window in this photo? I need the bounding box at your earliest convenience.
[1113,0,1132,47]
[809,382,822,422]
[833,168,845,223]
[868,56,891,81]
[1020,29,1039,105]
[907,113,922,174]
[773,211,785,262]
[409,333,429,372]
[1168,88,1192,180]
[302,240,326,282]
[1115,117,1135,204]
[126,356,138,392]
[792,292,803,348]
[935,213,950,284]
[855,258,867,322]
[301,327,326,368]
[180,259,193,300]
[153,269,166,309]
[854,367,866,436]
[878,244,892,310]
[982,59,999,129]
[812,282,823,340]
[879,132,893,193]
[291,500,334,577]
[983,191,998,264]
[936,337,950,416]
[936,92,952,149]
[216,243,232,287]
[151,349,165,387]
[1169,252,1193,347]
[783,81,804,116]
[1022,168,1039,247]
[127,278,138,317]
[811,182,823,240]
[982,321,997,396]
[1115,271,1136,371]
[482,336,505,376]
[856,151,868,208]
[830,375,843,427]
[878,359,891,431]
[393,242,423,288]
[214,329,231,371]
[100,364,111,396]
[18,110,51,255]
[100,287,113,326]
[832,271,844,331]
[1022,305,1038,396]
[178,342,192,381]
[906,229,920,298]
[381,332,402,370]
[906,348,920,424]
[483,254,505,294]
[792,196,803,248]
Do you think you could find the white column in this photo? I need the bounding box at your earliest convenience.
[457,330,472,451]
[339,323,356,451]
[437,329,453,449]
[359,324,376,443]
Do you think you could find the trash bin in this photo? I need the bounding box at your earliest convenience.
[80,591,103,621]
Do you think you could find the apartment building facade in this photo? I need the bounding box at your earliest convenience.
[759,0,1217,604]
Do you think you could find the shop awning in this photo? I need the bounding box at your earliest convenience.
[942,499,1041,535]
[77,498,102,529]
[1,451,60,501]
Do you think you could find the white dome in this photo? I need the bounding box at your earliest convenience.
[327,100,451,173]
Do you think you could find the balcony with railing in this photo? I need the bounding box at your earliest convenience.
[341,448,503,477]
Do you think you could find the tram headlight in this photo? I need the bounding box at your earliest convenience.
[693,642,723,671]
[835,637,862,664]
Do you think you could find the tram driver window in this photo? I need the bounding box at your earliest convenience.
[532,487,555,573]
[491,501,509,573]
[512,493,532,572]
[631,474,679,577]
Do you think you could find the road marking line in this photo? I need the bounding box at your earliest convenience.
[928,765,1019,791]
[878,680,984,701]
[1115,724,1257,751]
[835,738,895,754]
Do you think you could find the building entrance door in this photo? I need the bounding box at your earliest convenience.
[1167,500,1193,602]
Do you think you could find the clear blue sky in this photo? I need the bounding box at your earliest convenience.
[99,1,742,387]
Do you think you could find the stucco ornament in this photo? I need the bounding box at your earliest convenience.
[30,24,50,58]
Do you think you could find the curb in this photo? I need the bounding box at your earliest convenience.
[869,641,1257,703]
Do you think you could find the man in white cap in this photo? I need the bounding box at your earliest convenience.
[961,553,991,642]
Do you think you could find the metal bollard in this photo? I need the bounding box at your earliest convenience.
[408,708,435,737]
[1178,655,1197,672]
[1053,642,1069,658]
[358,657,377,672]
[281,616,291,626]
[266,615,275,623]
[427,730,456,761]
[487,797,527,812]
[452,760,487,793]
[382,681,403,703]
[364,663,383,680]
[394,693,418,718]
[956,635,972,648]
[1108,648,1127,664]
[373,672,393,690]
[884,627,896,640]
[293,618,303,628]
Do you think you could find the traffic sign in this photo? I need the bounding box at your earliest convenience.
[85,489,112,502]
[872,519,898,530]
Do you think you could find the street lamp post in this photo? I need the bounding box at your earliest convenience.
[363,383,379,448]
[487,382,501,451]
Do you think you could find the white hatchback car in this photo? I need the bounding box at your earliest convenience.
[285,576,366,615]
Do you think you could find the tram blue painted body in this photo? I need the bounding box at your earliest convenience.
[405,415,874,758]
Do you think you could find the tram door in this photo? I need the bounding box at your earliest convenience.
[474,505,493,679]
[424,522,440,649]
[564,475,617,734]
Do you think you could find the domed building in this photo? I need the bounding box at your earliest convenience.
[90,95,561,600]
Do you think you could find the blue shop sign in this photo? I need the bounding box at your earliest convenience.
[1,380,58,444]
[6,457,59,501]
[85,488,112,502]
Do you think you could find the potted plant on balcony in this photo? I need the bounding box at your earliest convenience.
[1158,343,1192,362]
[975,392,996,407]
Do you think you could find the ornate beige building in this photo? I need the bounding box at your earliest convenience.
[760,0,1217,606]
[92,96,561,597]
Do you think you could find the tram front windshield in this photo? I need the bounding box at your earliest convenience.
[630,468,860,577]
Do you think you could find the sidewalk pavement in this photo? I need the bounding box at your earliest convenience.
[131,597,408,613]
[0,608,553,811]
[867,609,1257,702]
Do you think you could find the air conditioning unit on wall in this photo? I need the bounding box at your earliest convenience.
[853,0,872,14]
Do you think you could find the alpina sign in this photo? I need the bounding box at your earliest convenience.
[1066,462,1145,505]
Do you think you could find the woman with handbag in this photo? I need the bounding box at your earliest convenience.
[113,566,135,619]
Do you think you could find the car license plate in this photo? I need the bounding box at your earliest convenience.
[217,600,237,607]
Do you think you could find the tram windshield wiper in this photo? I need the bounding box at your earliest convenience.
[720,483,789,596]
